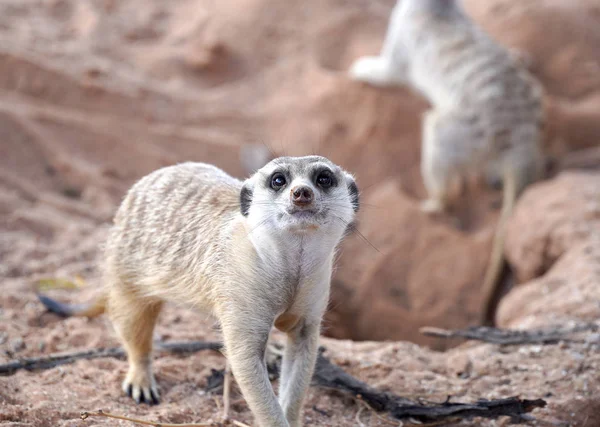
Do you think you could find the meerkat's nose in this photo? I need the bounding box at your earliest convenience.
[291,185,314,206]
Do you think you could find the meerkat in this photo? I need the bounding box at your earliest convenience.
[349,0,545,323]
[39,157,359,427]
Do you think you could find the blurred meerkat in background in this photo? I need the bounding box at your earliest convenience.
[349,0,545,323]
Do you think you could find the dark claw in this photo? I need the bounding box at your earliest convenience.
[126,384,133,398]
[150,390,160,405]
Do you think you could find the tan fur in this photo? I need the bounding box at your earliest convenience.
[40,157,358,427]
[350,0,545,323]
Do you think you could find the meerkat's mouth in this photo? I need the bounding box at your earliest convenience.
[288,208,318,218]
[275,210,322,233]
[284,208,327,228]
[283,208,323,232]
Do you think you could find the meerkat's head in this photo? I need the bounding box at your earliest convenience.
[403,0,459,15]
[240,156,359,236]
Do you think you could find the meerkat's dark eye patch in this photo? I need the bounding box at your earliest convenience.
[314,168,337,189]
[270,172,287,191]
[240,184,253,216]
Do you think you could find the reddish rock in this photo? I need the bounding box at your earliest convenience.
[498,239,600,328]
[505,172,600,283]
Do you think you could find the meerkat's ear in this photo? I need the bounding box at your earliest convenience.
[345,173,360,213]
[240,144,273,176]
[240,181,253,216]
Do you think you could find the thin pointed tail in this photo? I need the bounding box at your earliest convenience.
[480,166,518,325]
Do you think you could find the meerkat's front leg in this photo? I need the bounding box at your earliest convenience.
[420,110,474,214]
[349,1,408,86]
[277,320,320,427]
[220,310,289,427]
[420,111,452,213]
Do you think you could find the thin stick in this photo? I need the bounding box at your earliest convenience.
[0,341,222,375]
[223,360,232,422]
[355,405,366,427]
[80,410,253,427]
[80,410,213,426]
[419,327,454,338]
[355,396,401,426]
[419,323,598,345]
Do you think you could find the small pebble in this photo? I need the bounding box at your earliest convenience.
[11,338,25,352]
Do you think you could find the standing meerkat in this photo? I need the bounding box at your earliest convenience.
[40,157,359,427]
[349,0,545,323]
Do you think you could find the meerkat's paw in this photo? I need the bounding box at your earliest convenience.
[349,56,396,86]
[420,198,445,214]
[122,366,160,405]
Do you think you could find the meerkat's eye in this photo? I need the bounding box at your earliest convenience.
[316,171,334,189]
[270,172,287,190]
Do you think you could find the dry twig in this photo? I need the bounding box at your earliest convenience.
[80,410,213,426]
[0,341,221,375]
[420,323,598,345]
[80,409,252,427]
[355,405,366,427]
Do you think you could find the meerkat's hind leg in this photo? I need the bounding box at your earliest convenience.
[419,111,468,213]
[499,136,545,197]
[108,288,163,405]
[420,175,462,214]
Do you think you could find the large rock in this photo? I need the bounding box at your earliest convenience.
[499,239,600,328]
[499,171,600,327]
[505,172,600,283]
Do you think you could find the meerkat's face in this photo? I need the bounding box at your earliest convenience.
[240,156,359,235]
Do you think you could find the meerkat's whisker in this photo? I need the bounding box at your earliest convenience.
[324,201,381,210]
[244,215,276,237]
[331,215,380,254]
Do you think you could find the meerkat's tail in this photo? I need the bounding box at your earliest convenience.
[37,293,107,318]
[480,166,518,325]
